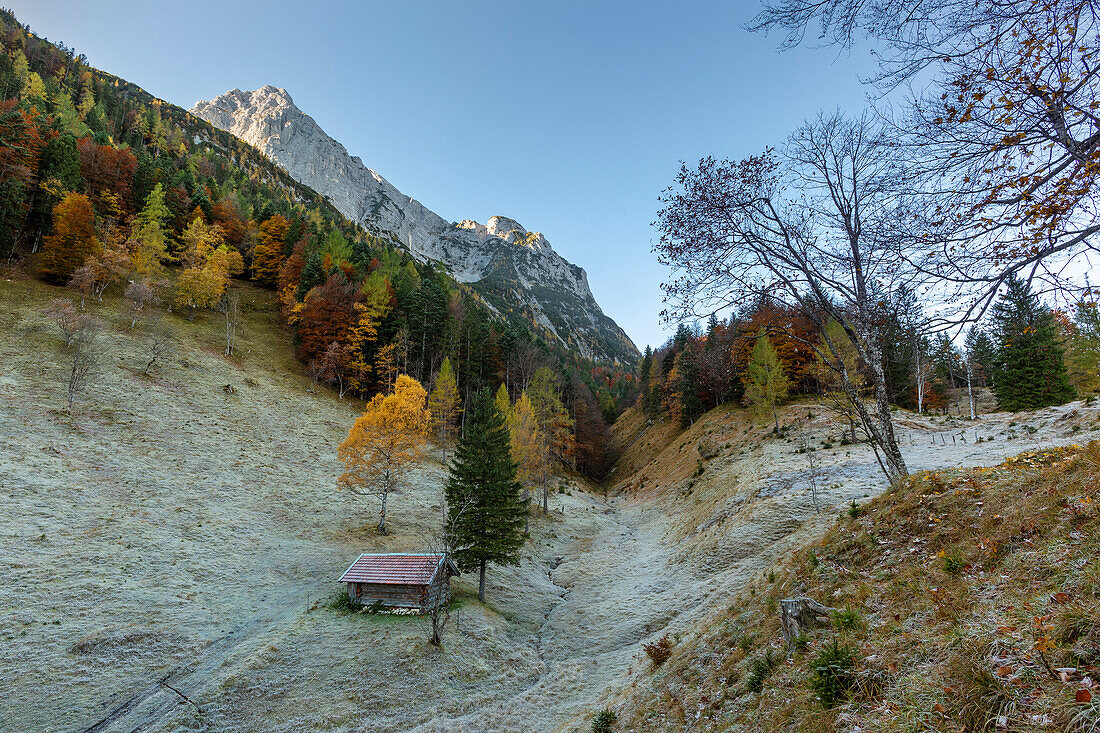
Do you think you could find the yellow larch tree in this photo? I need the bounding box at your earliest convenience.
[509,391,550,514]
[129,183,172,280]
[494,382,512,424]
[179,215,222,269]
[428,357,461,465]
[337,374,430,534]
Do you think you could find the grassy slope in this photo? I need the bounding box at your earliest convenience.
[0,272,625,732]
[607,424,1100,730]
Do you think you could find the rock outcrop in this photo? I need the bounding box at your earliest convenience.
[191,86,637,364]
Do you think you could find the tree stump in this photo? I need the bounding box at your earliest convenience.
[779,597,837,653]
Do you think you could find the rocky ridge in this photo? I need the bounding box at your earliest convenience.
[190,85,637,364]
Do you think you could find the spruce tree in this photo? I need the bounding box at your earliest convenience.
[673,344,704,427]
[1066,300,1100,395]
[964,328,996,382]
[877,284,920,407]
[445,388,527,603]
[989,276,1075,410]
[296,250,325,299]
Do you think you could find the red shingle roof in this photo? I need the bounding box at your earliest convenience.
[337,553,459,585]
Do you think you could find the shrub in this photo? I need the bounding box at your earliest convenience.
[592,708,617,732]
[942,550,966,575]
[643,634,673,665]
[811,639,857,707]
[848,500,863,518]
[745,649,780,693]
[327,592,361,614]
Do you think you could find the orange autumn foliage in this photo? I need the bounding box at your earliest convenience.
[294,273,364,363]
[251,214,288,287]
[38,192,99,283]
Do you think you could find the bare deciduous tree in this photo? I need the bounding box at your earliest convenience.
[309,341,354,398]
[68,265,96,309]
[142,316,174,376]
[124,280,160,329]
[422,495,473,646]
[65,319,103,414]
[752,0,1100,325]
[795,413,822,513]
[216,291,240,356]
[43,298,89,346]
[656,112,910,482]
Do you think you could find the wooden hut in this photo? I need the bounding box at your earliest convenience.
[337,553,460,612]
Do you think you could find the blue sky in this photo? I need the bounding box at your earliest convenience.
[13,1,876,351]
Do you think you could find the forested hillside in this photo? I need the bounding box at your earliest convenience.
[0,9,635,478]
[635,279,1097,438]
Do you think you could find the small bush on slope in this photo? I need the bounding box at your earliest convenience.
[592,708,618,732]
[644,634,674,665]
[810,639,856,707]
[619,442,1100,731]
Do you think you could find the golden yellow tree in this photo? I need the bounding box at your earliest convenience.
[509,392,550,513]
[179,216,222,269]
[174,266,224,319]
[337,374,430,534]
[428,357,461,465]
[375,342,399,392]
[494,382,512,424]
[527,367,574,468]
[173,245,243,320]
[206,247,244,279]
[345,296,389,392]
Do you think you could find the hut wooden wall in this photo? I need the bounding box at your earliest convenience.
[348,582,427,609]
[346,573,454,612]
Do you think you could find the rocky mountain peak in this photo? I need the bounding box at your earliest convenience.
[190,87,637,364]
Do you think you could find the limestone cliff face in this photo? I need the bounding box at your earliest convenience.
[190,86,637,364]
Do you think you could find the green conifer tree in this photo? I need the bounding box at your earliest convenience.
[673,343,704,427]
[445,388,526,603]
[1066,300,1100,395]
[989,276,1075,410]
[296,250,325,298]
